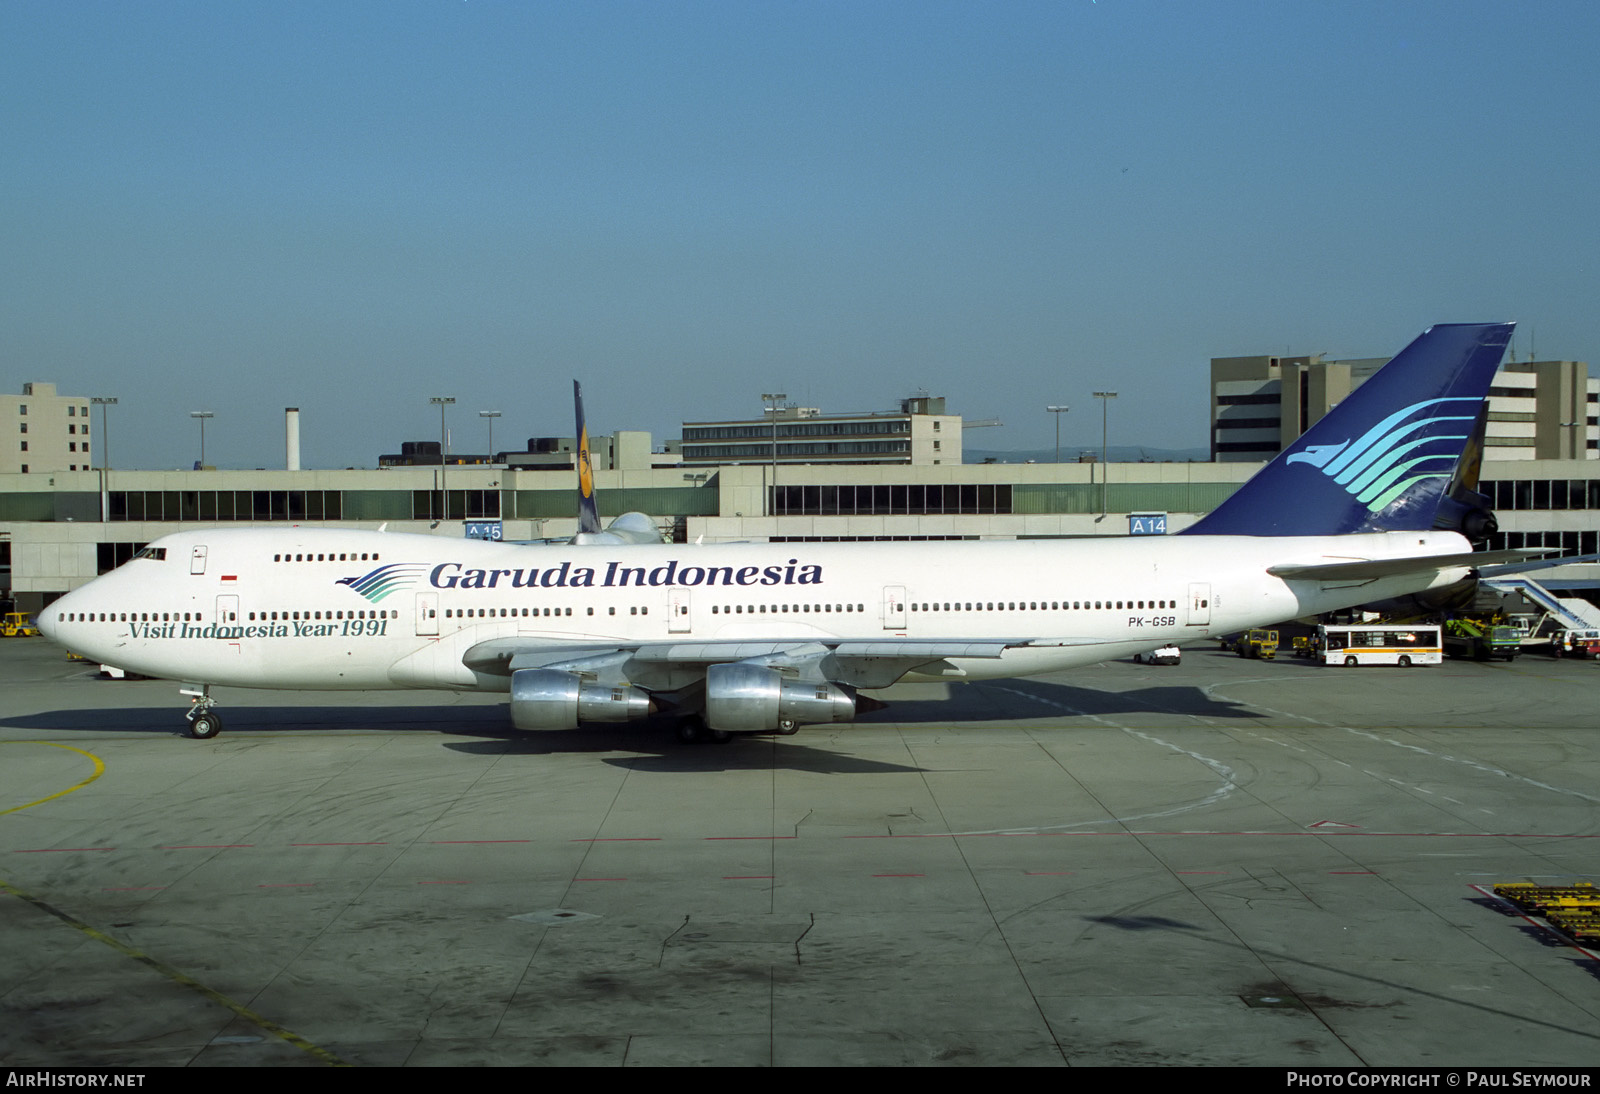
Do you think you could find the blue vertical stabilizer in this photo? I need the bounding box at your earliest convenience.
[1182,322,1514,537]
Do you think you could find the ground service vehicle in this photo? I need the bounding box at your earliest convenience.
[1235,629,1279,660]
[1132,645,1181,665]
[1318,624,1442,667]
[1443,617,1521,661]
[1,612,40,637]
[1550,629,1600,658]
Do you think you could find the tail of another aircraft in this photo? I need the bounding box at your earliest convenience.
[574,380,603,536]
[569,379,663,546]
[1182,322,1514,537]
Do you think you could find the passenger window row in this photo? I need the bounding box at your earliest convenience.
[60,608,397,623]
[248,609,397,621]
[712,603,864,614]
[442,605,649,620]
[911,598,1176,611]
[273,552,378,562]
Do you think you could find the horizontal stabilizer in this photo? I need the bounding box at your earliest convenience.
[1476,551,1600,579]
[1267,548,1538,581]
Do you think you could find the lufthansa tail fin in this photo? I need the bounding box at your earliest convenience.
[569,380,663,546]
[574,380,603,536]
[1182,322,1514,537]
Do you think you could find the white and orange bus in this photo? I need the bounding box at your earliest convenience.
[1316,624,1443,668]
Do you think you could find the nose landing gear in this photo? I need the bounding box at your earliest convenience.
[181,685,223,739]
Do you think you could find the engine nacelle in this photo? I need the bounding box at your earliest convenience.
[704,661,858,732]
[1434,491,1498,545]
[1460,507,1498,543]
[509,668,652,731]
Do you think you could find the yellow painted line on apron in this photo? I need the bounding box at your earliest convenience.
[0,875,350,1066]
[0,742,106,815]
[0,743,349,1065]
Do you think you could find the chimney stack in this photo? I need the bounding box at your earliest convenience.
[285,408,301,471]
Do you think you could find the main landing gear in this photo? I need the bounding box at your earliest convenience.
[675,716,731,745]
[181,685,223,739]
[672,715,802,744]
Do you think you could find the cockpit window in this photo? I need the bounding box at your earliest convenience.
[132,547,167,561]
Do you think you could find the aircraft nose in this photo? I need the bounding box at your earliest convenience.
[35,601,61,643]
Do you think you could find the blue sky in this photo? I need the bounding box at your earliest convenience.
[4,1,1595,469]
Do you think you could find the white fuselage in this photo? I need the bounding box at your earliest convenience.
[39,527,1474,694]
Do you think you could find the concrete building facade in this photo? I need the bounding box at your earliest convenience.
[680,395,961,467]
[2,383,96,475]
[1211,355,1598,463]
[380,430,671,473]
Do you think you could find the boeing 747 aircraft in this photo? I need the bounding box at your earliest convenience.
[38,323,1524,742]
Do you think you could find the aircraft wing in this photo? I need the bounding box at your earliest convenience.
[463,635,1107,689]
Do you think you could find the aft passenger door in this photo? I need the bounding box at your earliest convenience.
[1186,583,1211,627]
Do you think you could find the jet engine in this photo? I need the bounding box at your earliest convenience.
[509,668,652,731]
[1433,403,1498,545]
[1435,493,1497,544]
[704,661,859,732]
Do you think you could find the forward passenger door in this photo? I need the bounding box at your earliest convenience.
[883,586,907,631]
[416,592,439,637]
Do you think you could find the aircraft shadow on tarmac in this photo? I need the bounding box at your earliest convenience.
[4,675,1261,775]
[3,676,1258,738]
[0,704,509,737]
[1192,647,1330,671]
[928,678,1263,723]
[0,704,924,774]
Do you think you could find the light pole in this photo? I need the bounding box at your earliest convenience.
[92,396,117,522]
[1561,420,1582,460]
[761,392,786,516]
[1045,404,1069,464]
[480,410,501,463]
[189,411,214,469]
[431,396,455,522]
[1092,391,1117,518]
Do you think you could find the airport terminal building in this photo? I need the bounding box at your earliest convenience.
[4,371,1598,612]
[1212,354,1599,462]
